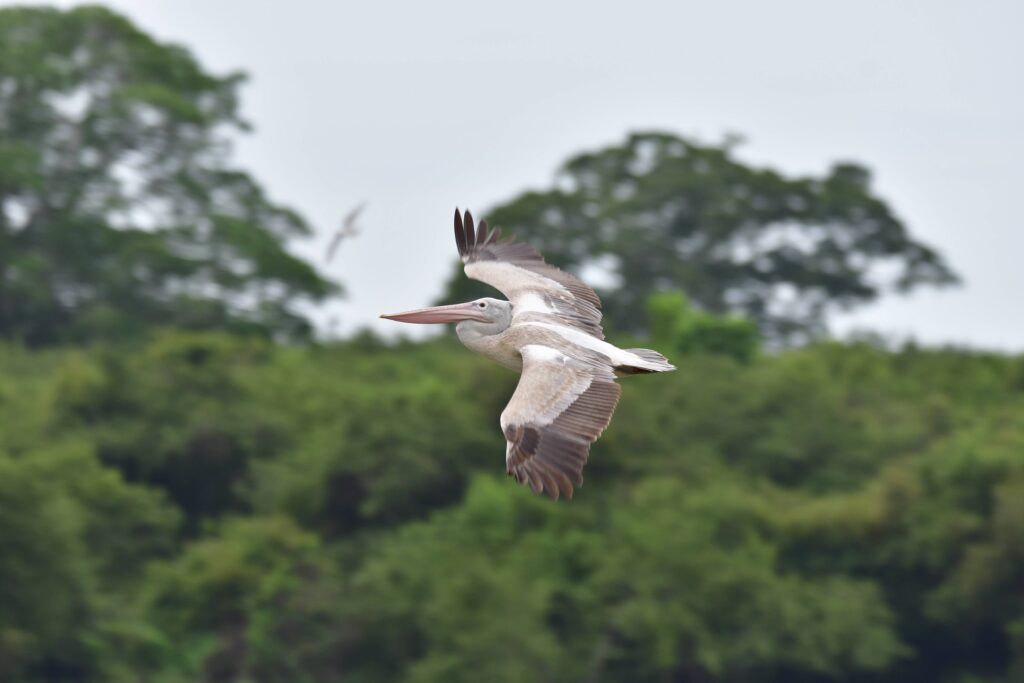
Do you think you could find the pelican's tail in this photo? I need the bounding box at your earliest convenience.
[616,348,676,375]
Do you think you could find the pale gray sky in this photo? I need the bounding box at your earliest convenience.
[27,1,1024,349]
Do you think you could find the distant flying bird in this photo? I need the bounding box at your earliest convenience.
[381,209,675,499]
[325,202,366,262]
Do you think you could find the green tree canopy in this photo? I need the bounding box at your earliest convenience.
[2,330,1024,681]
[441,132,958,341]
[0,5,335,345]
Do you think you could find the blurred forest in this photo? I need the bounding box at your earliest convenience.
[2,6,1023,683]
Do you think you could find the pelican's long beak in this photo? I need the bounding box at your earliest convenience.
[380,301,489,324]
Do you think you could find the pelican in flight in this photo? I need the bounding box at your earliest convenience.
[382,209,675,499]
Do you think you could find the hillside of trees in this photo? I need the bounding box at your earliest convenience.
[2,328,1023,683]
[2,6,1021,683]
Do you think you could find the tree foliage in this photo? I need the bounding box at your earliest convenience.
[442,132,958,341]
[648,290,760,362]
[0,6,335,345]
[2,327,1023,682]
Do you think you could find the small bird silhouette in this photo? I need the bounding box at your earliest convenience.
[325,202,366,263]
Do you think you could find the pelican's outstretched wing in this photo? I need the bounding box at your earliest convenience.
[500,345,621,499]
[454,208,605,339]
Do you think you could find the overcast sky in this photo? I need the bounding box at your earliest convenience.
[23,1,1024,349]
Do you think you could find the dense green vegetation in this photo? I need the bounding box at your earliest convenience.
[1,325,1022,683]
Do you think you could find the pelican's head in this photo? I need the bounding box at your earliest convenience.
[381,297,512,336]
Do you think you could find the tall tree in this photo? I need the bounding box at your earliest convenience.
[441,132,958,341]
[0,6,335,345]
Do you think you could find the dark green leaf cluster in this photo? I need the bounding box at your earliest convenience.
[1,328,1022,683]
[647,290,761,362]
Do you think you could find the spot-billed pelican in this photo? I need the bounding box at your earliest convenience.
[382,209,675,499]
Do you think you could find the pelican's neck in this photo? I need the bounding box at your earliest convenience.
[456,321,521,371]
[455,318,507,340]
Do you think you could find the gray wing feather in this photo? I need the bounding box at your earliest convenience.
[454,208,605,339]
[500,345,621,500]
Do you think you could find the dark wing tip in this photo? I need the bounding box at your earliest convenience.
[454,208,467,258]
[464,210,476,250]
[455,208,506,263]
[476,217,488,246]
[453,209,522,265]
[505,423,586,501]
